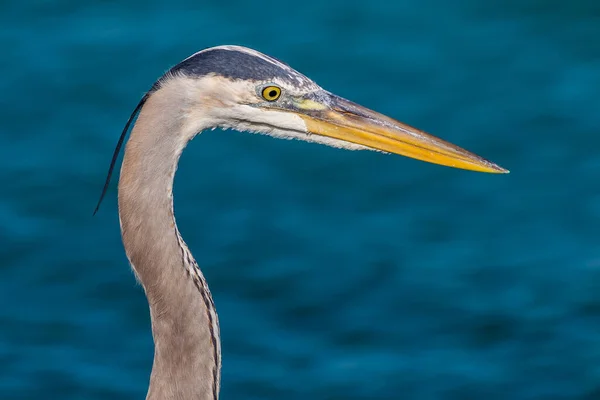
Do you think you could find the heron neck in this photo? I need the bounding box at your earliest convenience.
[117,86,220,400]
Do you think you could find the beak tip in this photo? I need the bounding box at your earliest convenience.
[492,164,510,174]
[485,163,510,174]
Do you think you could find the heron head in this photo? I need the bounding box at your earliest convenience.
[93,45,508,215]
[158,45,507,174]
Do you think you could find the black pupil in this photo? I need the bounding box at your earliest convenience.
[268,89,278,98]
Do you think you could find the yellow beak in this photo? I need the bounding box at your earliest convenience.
[294,93,508,174]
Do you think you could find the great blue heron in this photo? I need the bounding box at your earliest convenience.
[94,45,507,400]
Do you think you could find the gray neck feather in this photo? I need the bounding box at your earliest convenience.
[117,83,221,400]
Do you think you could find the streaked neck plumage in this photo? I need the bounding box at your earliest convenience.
[117,78,221,400]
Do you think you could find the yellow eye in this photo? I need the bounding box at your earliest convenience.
[261,86,281,101]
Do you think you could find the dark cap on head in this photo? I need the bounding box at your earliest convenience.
[165,47,317,89]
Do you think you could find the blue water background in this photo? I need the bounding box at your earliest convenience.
[2,1,600,398]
